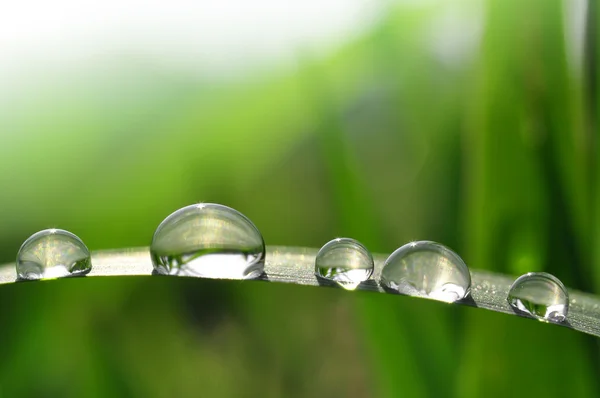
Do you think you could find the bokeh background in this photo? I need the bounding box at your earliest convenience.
[0,0,598,396]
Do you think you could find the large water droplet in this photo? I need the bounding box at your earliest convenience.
[315,238,373,290]
[16,229,92,280]
[507,272,569,323]
[380,241,471,303]
[150,203,265,279]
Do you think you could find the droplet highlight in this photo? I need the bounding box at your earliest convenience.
[150,203,265,279]
[315,238,374,290]
[380,241,471,303]
[507,272,568,323]
[16,229,92,280]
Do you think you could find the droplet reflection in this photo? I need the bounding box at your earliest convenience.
[380,241,471,303]
[150,203,265,279]
[16,229,91,280]
[507,272,569,323]
[315,238,373,290]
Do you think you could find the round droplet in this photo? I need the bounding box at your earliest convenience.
[380,241,471,303]
[315,238,374,290]
[16,229,91,280]
[507,272,568,323]
[150,203,265,279]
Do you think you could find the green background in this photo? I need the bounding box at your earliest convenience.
[0,0,598,396]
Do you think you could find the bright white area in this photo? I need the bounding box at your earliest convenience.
[0,0,585,81]
[0,0,386,79]
[563,0,588,76]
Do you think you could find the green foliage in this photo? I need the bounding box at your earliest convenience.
[0,0,597,396]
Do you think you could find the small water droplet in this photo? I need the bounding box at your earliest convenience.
[507,272,568,323]
[314,238,373,290]
[380,241,471,303]
[150,204,265,279]
[16,229,91,280]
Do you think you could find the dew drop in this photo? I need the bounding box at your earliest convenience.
[314,238,373,290]
[380,241,471,303]
[507,272,568,323]
[150,203,265,279]
[16,229,91,280]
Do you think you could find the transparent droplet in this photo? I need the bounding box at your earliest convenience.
[380,241,471,303]
[16,229,91,280]
[315,238,374,290]
[507,272,568,323]
[150,203,265,279]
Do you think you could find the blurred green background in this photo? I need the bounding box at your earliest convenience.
[0,0,598,396]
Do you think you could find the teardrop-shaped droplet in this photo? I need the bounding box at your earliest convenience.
[150,203,265,279]
[507,272,568,323]
[380,241,471,303]
[16,229,92,280]
[315,238,374,290]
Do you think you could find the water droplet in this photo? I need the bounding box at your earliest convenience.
[150,203,265,279]
[16,229,91,280]
[315,238,373,290]
[507,272,568,323]
[380,241,471,303]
